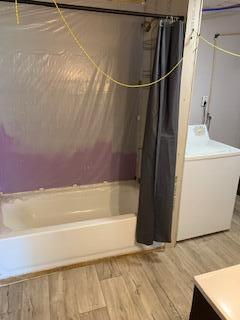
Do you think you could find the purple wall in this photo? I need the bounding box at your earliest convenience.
[0,126,136,193]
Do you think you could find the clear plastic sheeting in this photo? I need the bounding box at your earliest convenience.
[0,2,143,194]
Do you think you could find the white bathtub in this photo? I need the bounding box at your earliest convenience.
[0,181,156,280]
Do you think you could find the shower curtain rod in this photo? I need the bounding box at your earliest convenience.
[1,0,184,20]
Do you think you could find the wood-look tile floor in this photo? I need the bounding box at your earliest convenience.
[1,196,240,320]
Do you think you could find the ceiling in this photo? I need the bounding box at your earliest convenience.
[203,0,240,8]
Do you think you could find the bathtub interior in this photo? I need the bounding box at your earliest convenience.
[0,180,139,236]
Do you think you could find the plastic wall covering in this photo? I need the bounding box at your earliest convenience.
[0,3,143,194]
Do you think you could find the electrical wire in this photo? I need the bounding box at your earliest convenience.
[51,0,240,62]
[199,34,240,58]
[52,0,183,88]
[16,0,240,87]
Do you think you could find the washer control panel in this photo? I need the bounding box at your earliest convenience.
[187,125,210,145]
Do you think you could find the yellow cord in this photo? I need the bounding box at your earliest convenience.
[15,0,20,24]
[199,34,240,58]
[16,0,237,87]
[52,0,183,88]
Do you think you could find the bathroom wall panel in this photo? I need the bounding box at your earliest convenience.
[0,2,143,193]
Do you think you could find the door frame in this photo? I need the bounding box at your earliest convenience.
[171,0,203,245]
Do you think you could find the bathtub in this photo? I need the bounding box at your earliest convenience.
[0,181,156,280]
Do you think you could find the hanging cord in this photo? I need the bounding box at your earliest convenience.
[15,0,20,24]
[207,37,217,127]
[198,33,240,58]
[15,1,240,87]
[51,0,183,88]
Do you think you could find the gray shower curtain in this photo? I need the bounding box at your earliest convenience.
[136,20,184,245]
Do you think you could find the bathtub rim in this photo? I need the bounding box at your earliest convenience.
[0,179,139,239]
[0,212,137,240]
[0,179,139,199]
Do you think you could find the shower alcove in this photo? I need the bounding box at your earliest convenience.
[0,0,201,280]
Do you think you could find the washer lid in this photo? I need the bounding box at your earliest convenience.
[186,125,240,160]
[186,140,240,160]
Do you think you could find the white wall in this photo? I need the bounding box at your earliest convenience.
[189,11,240,147]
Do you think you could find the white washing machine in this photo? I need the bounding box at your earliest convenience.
[177,125,240,241]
